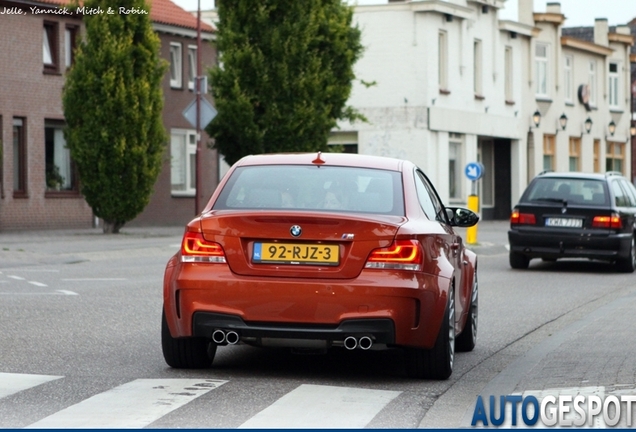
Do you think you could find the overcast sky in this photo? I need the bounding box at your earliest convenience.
[172,0,635,28]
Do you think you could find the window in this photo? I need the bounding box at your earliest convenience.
[593,139,601,172]
[328,131,358,154]
[611,181,629,207]
[13,118,27,197]
[543,134,555,171]
[65,25,78,69]
[564,56,573,103]
[45,121,77,192]
[43,21,58,73]
[438,31,448,92]
[187,45,197,90]
[170,129,196,195]
[588,61,597,106]
[170,42,182,88]
[568,137,581,171]
[448,133,462,201]
[535,43,548,97]
[415,170,445,222]
[474,39,483,97]
[505,46,513,102]
[478,140,494,207]
[214,165,404,216]
[606,142,624,174]
[609,62,619,108]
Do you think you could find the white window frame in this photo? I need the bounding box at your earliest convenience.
[474,39,483,96]
[448,133,463,202]
[170,42,182,88]
[438,31,448,91]
[564,55,573,103]
[608,62,620,108]
[535,43,548,98]
[170,129,197,196]
[588,60,597,107]
[188,45,197,91]
[505,46,513,102]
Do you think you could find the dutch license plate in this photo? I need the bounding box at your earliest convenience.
[545,217,583,228]
[253,242,339,265]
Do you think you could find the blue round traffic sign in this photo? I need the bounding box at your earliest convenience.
[465,162,484,181]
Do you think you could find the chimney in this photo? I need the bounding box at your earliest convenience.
[518,0,533,26]
[594,18,609,46]
[546,2,561,15]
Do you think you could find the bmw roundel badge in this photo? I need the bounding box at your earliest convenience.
[290,225,302,237]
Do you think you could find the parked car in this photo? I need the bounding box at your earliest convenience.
[162,152,479,379]
[508,171,636,272]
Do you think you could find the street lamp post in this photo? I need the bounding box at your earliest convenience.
[195,0,202,215]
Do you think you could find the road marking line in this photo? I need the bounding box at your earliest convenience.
[7,275,25,280]
[0,373,63,399]
[26,378,226,429]
[239,384,401,428]
[61,278,127,281]
[0,291,78,296]
[28,281,47,287]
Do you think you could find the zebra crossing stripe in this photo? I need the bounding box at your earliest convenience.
[239,384,401,428]
[26,378,227,429]
[0,373,63,399]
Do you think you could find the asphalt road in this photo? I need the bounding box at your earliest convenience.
[0,221,635,428]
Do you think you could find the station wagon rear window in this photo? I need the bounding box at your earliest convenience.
[213,165,405,216]
[523,178,608,206]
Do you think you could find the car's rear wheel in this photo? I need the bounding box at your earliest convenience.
[509,251,530,269]
[616,235,636,273]
[405,286,455,380]
[161,310,215,368]
[456,270,477,352]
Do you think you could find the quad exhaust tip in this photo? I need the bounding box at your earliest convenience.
[212,329,240,345]
[344,335,373,350]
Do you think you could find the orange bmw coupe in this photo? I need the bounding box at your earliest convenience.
[162,152,479,379]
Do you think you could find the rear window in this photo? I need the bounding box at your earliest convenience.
[523,178,608,206]
[213,165,405,216]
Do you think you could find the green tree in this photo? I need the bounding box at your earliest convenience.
[63,0,167,233]
[207,0,363,166]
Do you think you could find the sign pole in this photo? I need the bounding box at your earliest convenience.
[195,0,202,216]
[464,162,484,245]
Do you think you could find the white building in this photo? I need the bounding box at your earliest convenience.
[336,0,633,219]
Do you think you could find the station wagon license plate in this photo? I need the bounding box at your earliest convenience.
[252,242,339,265]
[545,217,583,228]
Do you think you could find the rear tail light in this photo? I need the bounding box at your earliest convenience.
[511,210,536,225]
[592,213,622,229]
[365,239,422,271]
[181,231,227,263]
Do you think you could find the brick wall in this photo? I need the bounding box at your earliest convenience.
[0,6,93,231]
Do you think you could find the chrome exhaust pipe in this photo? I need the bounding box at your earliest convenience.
[358,336,373,350]
[225,330,240,345]
[212,329,226,344]
[343,336,358,350]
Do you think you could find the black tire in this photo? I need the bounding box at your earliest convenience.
[161,310,215,368]
[456,270,477,352]
[509,251,530,269]
[405,286,455,380]
[616,235,636,273]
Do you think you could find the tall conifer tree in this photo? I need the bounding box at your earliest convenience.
[63,0,167,233]
[207,0,363,166]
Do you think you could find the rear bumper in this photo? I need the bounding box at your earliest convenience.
[508,228,631,260]
[192,312,395,346]
[163,261,450,350]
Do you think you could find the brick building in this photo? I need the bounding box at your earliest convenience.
[0,0,217,231]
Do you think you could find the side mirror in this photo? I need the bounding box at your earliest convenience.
[445,207,479,227]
